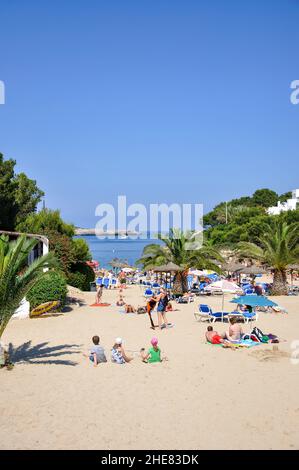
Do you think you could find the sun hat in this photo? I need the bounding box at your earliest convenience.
[151,337,158,346]
[115,337,123,345]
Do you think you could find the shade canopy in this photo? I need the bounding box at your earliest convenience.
[222,262,245,272]
[189,269,205,276]
[236,266,266,275]
[231,295,278,307]
[153,262,184,272]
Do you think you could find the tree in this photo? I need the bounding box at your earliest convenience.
[17,208,75,237]
[251,189,278,208]
[0,154,18,230]
[14,173,44,224]
[0,235,58,339]
[279,191,292,203]
[236,220,299,295]
[72,238,92,263]
[136,229,223,294]
[0,153,44,230]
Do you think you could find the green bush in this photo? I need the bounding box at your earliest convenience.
[27,271,68,310]
[67,262,95,291]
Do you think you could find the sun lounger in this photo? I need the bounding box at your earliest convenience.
[194,304,229,322]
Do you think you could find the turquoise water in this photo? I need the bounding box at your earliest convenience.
[75,235,162,269]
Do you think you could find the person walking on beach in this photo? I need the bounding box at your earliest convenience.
[156,289,173,330]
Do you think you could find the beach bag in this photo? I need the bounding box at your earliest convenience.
[251,327,265,343]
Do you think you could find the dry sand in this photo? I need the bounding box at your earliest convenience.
[1,285,299,450]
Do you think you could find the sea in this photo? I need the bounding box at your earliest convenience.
[75,235,162,269]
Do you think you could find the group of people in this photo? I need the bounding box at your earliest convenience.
[85,335,166,366]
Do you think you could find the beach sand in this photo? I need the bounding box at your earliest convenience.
[1,285,299,450]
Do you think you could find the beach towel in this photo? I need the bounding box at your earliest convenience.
[90,303,111,307]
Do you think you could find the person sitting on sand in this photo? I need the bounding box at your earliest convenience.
[124,304,136,313]
[140,337,166,363]
[111,338,133,364]
[222,317,244,342]
[84,335,107,366]
[182,291,195,303]
[95,284,104,305]
[116,290,125,307]
[166,302,174,312]
[205,326,226,344]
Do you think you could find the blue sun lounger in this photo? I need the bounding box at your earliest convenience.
[194,304,229,322]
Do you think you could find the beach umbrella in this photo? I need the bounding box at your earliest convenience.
[222,262,245,273]
[153,262,184,272]
[230,295,278,308]
[236,266,266,275]
[189,269,205,276]
[122,267,135,273]
[205,280,242,321]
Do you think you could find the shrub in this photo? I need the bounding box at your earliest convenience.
[67,262,95,291]
[27,271,68,310]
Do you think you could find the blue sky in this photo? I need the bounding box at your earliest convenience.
[0,0,298,227]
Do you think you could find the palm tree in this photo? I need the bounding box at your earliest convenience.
[0,235,58,339]
[136,229,223,294]
[236,220,299,295]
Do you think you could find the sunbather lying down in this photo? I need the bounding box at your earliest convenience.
[205,326,247,350]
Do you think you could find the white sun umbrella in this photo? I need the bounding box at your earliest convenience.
[189,269,205,276]
[122,267,135,273]
[205,280,242,321]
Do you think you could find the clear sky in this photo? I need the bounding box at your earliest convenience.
[0,0,298,227]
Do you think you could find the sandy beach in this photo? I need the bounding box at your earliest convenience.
[0,284,299,450]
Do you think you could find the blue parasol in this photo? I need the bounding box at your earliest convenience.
[230,295,278,308]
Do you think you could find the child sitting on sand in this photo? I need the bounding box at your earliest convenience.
[85,335,107,366]
[140,337,167,363]
[205,326,226,345]
[116,290,125,307]
[111,338,133,364]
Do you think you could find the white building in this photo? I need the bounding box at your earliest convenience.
[267,189,299,215]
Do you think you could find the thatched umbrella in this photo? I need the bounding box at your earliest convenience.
[153,262,184,273]
[109,258,129,274]
[222,262,245,273]
[153,262,184,292]
[236,266,266,275]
